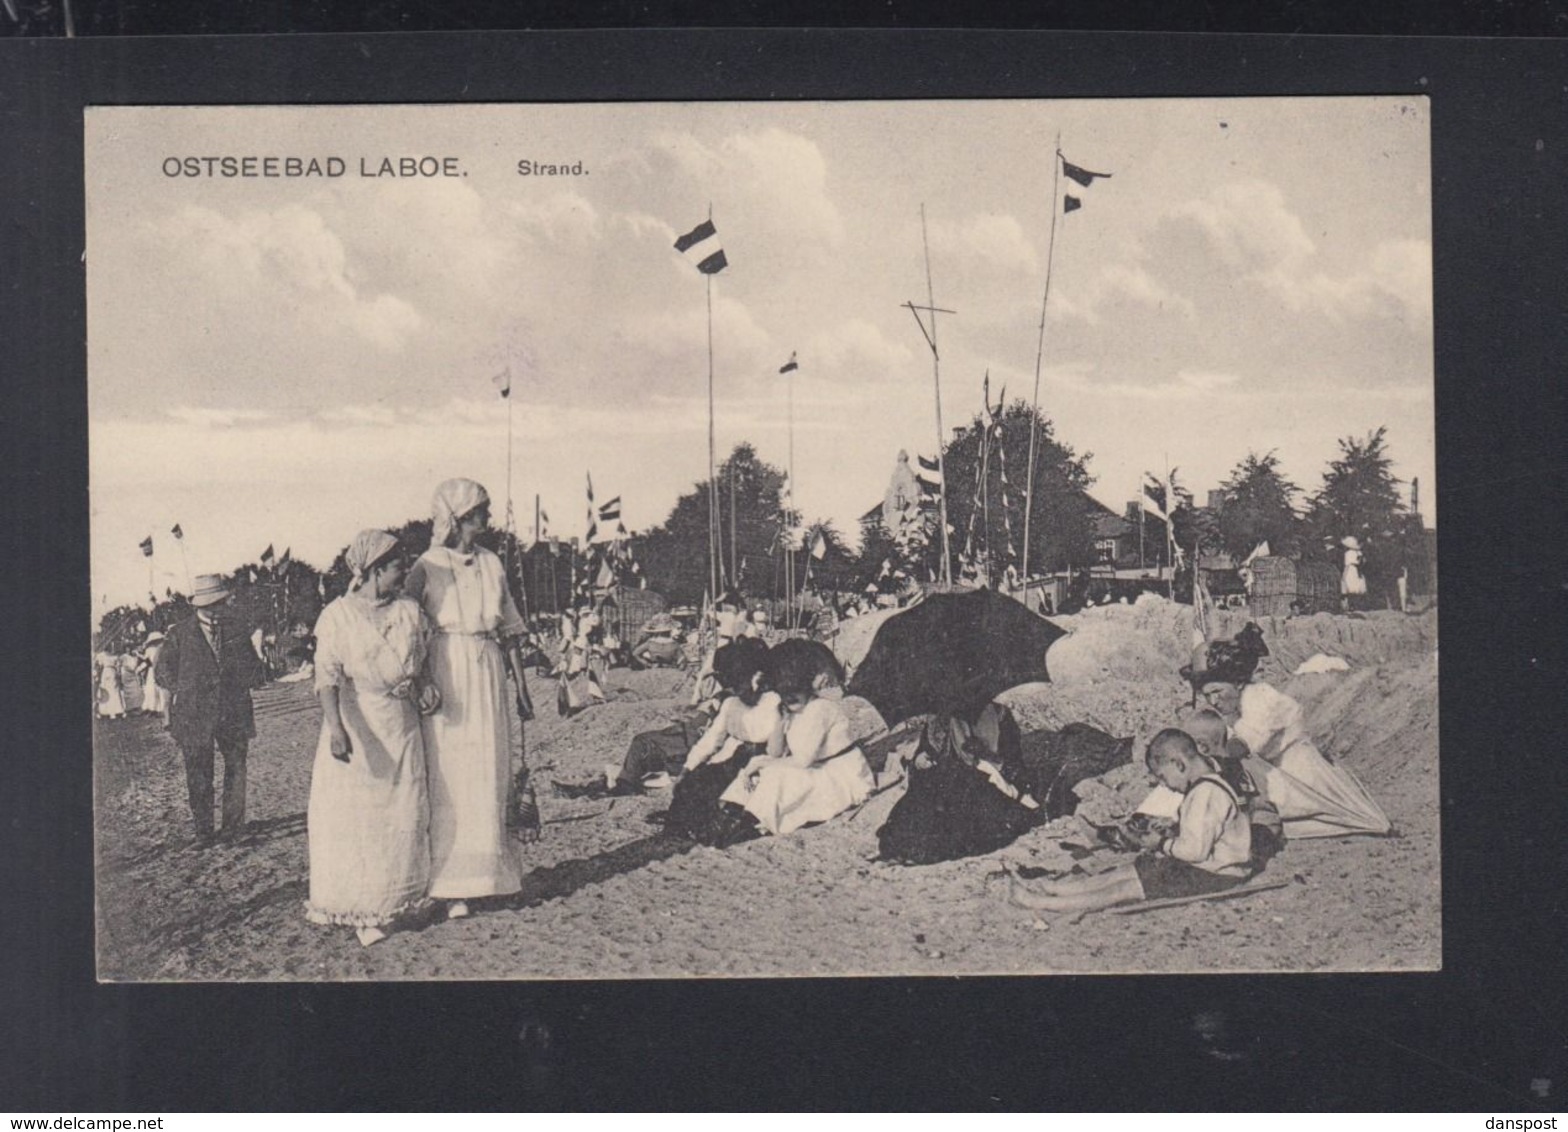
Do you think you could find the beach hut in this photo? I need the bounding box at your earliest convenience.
[1248,556,1340,616]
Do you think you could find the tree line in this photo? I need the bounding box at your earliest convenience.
[96,413,1427,649]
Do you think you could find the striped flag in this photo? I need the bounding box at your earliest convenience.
[585,473,598,544]
[492,368,511,399]
[170,524,183,540]
[597,496,622,524]
[779,352,798,374]
[673,218,727,275]
[260,544,275,565]
[139,536,154,557]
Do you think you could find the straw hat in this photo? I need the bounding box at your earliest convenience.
[190,574,231,608]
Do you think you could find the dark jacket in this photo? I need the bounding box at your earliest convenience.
[154,614,265,749]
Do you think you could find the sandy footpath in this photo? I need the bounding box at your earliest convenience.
[94,604,1439,980]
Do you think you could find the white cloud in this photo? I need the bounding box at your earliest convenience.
[1295,238,1433,327]
[166,406,275,427]
[928,213,1040,278]
[151,204,424,353]
[653,127,845,250]
[803,318,916,377]
[1167,180,1316,275]
[318,404,401,426]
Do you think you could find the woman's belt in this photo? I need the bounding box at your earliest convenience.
[435,628,502,640]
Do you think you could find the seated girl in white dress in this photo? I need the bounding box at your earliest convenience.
[720,640,874,836]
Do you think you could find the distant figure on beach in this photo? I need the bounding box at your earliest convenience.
[406,479,539,921]
[306,530,440,948]
[1340,536,1367,611]
[557,607,608,715]
[95,651,126,719]
[155,573,266,845]
[1009,729,1255,913]
[140,632,169,724]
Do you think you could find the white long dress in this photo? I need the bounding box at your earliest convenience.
[306,595,432,926]
[141,643,168,716]
[1234,681,1391,839]
[721,696,874,835]
[406,545,527,899]
[96,654,125,718]
[1341,547,1367,596]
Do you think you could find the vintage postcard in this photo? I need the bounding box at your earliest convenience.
[87,99,1436,980]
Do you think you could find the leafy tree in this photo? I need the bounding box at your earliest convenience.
[1305,426,1409,604]
[1213,450,1302,561]
[941,399,1098,580]
[796,518,856,594]
[637,442,792,605]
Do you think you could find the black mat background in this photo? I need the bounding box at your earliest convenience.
[3,19,1565,1112]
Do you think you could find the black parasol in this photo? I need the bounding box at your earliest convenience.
[846,588,1066,727]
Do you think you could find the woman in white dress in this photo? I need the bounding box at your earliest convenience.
[721,642,874,836]
[1340,535,1367,609]
[306,530,439,947]
[406,479,538,920]
[1196,631,1391,840]
[96,651,126,719]
[141,633,169,722]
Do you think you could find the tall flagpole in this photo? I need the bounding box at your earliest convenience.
[706,255,720,604]
[918,204,953,585]
[176,535,192,596]
[786,363,795,626]
[1022,134,1064,584]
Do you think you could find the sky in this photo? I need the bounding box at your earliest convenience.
[87,98,1434,610]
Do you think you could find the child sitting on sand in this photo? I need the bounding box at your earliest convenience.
[1183,709,1284,865]
[1009,729,1254,913]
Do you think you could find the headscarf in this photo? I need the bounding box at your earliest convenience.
[345,528,400,593]
[431,478,490,548]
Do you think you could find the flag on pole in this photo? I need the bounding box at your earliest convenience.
[673,218,727,275]
[1141,473,1169,521]
[810,531,827,560]
[139,536,154,557]
[1062,159,1112,187]
[171,524,184,540]
[492,368,512,399]
[597,496,622,524]
[260,544,275,565]
[249,568,259,584]
[277,547,291,571]
[1061,153,1112,214]
[779,352,798,374]
[585,473,598,544]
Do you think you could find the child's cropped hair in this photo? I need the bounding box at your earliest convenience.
[1145,727,1214,770]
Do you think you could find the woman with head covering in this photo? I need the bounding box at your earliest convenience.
[1184,622,1391,840]
[405,479,538,919]
[307,530,438,947]
[140,632,169,724]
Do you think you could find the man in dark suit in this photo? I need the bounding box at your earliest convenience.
[155,573,266,844]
